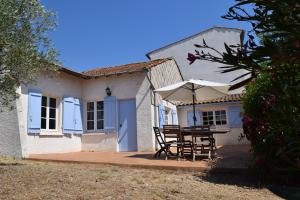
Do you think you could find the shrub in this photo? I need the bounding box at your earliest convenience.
[242,66,300,172]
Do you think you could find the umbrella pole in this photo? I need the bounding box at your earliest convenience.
[192,83,196,127]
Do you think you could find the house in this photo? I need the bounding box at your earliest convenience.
[0,26,249,158]
[0,58,183,158]
[147,27,249,145]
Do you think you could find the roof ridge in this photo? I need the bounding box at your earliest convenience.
[82,58,171,74]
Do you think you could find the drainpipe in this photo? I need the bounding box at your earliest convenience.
[144,69,158,127]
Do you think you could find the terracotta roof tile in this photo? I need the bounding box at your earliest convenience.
[82,58,171,77]
[178,93,243,106]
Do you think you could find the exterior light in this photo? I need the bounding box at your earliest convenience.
[106,87,112,96]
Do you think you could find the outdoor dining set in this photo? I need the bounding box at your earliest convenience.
[153,125,228,161]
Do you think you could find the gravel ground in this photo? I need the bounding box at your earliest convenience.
[0,157,293,200]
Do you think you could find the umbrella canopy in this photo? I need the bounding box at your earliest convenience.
[155,79,230,102]
[155,79,230,126]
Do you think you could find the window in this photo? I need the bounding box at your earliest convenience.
[41,96,57,130]
[164,110,169,125]
[215,110,227,125]
[87,102,94,130]
[202,110,227,126]
[202,111,214,125]
[97,101,104,129]
[86,101,104,130]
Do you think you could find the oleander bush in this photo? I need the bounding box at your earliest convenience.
[242,66,300,173]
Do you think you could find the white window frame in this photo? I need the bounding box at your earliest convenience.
[86,101,105,131]
[215,110,227,125]
[96,101,104,130]
[86,101,95,131]
[202,111,214,126]
[41,96,58,131]
[201,109,228,126]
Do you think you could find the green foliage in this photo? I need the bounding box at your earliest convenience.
[243,66,300,171]
[0,0,58,108]
[188,0,300,173]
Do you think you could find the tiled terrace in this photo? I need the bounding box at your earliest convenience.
[29,145,251,172]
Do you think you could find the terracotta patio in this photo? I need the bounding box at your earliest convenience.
[29,145,252,171]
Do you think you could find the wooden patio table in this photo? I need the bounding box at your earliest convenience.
[180,128,229,160]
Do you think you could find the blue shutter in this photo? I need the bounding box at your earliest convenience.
[28,91,42,134]
[171,107,178,125]
[187,111,194,127]
[196,111,201,126]
[228,106,243,128]
[63,97,75,134]
[104,96,117,130]
[159,105,165,128]
[187,111,201,127]
[74,98,83,134]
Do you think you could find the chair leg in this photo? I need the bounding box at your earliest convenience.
[193,152,195,162]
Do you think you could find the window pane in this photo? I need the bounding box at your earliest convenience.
[42,96,47,106]
[41,107,47,118]
[41,118,46,129]
[87,121,94,130]
[49,119,56,129]
[215,111,220,115]
[49,108,56,118]
[216,121,221,125]
[97,120,104,130]
[97,101,103,110]
[87,112,94,120]
[87,102,94,111]
[97,111,104,120]
[49,98,56,108]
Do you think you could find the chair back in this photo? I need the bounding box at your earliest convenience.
[153,127,166,149]
[163,125,182,142]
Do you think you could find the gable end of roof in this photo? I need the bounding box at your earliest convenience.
[146,26,245,59]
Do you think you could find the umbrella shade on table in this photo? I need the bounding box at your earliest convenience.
[154,79,230,126]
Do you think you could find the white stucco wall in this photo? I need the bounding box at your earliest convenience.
[17,72,83,157]
[148,27,247,94]
[81,72,154,152]
[0,101,22,157]
[177,102,249,146]
[11,59,183,156]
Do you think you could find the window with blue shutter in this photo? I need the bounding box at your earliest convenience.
[187,111,201,126]
[159,105,165,128]
[74,98,83,134]
[228,106,243,128]
[104,96,116,130]
[63,97,75,134]
[28,91,42,134]
[171,107,178,125]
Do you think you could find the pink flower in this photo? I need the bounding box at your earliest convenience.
[242,115,252,126]
[187,53,199,65]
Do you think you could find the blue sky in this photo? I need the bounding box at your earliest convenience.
[42,0,251,72]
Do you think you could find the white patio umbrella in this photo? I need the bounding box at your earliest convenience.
[154,79,230,126]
